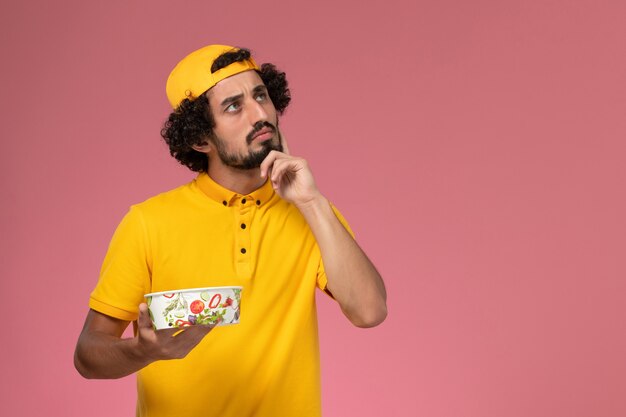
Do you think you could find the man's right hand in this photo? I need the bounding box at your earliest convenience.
[74,305,215,379]
[136,303,215,361]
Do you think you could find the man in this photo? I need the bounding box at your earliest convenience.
[74,44,387,416]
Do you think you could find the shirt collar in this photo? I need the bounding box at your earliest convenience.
[195,172,275,207]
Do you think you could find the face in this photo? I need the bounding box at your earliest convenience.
[205,70,282,170]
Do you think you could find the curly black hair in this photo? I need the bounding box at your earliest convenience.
[160,48,291,172]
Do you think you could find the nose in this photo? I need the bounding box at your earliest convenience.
[248,99,268,124]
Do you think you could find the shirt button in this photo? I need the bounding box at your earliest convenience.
[222,200,227,206]
[242,198,247,204]
[240,248,247,254]
[256,200,261,206]
[241,223,246,229]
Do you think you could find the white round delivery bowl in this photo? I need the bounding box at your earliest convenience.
[145,286,242,330]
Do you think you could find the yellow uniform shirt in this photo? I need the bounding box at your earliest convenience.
[89,173,352,417]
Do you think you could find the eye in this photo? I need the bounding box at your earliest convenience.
[255,92,268,102]
[225,102,240,112]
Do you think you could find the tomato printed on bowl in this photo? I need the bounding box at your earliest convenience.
[190,300,205,314]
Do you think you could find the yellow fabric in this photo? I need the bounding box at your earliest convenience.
[89,173,353,417]
[165,44,259,108]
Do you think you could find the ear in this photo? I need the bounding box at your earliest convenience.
[191,140,213,154]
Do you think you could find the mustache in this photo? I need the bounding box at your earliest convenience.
[246,121,276,145]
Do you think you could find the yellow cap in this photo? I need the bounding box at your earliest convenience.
[166,44,260,108]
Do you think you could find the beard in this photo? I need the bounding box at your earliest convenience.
[211,121,283,170]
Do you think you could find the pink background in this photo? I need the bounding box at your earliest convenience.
[1,0,625,415]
